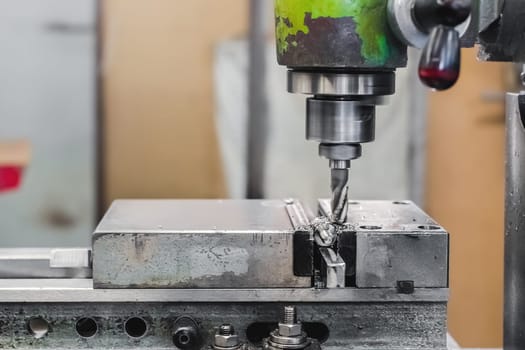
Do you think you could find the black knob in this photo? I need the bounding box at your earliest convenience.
[412,0,470,90]
[418,25,461,90]
[413,0,471,31]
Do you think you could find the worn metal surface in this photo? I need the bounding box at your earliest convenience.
[504,93,525,350]
[355,231,448,288]
[0,302,447,349]
[274,0,407,68]
[93,200,310,289]
[95,200,298,233]
[319,199,440,228]
[478,0,525,62]
[478,0,503,33]
[319,200,449,288]
[0,279,449,303]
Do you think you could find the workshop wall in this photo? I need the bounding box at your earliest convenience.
[0,0,97,248]
[102,0,248,205]
[426,48,508,348]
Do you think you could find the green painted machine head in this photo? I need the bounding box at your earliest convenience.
[275,0,407,69]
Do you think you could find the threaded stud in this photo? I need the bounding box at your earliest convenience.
[219,324,234,336]
[283,306,297,324]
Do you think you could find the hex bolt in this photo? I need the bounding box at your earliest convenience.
[214,324,240,349]
[269,306,310,349]
[219,324,234,336]
[283,306,297,324]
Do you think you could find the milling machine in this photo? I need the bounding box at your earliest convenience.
[0,1,524,350]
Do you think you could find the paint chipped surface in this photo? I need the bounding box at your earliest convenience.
[275,0,391,65]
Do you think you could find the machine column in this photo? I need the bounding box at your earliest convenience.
[504,92,525,350]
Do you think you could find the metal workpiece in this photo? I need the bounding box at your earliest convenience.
[504,92,525,350]
[318,248,346,289]
[92,200,311,289]
[92,199,448,290]
[319,200,449,288]
[283,198,313,229]
[311,217,336,247]
[275,0,407,69]
[319,199,441,229]
[355,229,448,288]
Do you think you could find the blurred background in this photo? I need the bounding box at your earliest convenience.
[0,0,518,347]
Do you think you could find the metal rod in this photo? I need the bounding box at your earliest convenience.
[407,48,428,206]
[95,0,105,219]
[246,0,269,199]
[504,92,525,350]
[0,279,449,303]
[330,168,349,224]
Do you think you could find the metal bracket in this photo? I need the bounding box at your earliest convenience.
[319,248,346,288]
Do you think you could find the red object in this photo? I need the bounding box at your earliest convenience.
[418,67,459,91]
[0,166,23,192]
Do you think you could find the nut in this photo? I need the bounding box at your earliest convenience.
[278,322,302,337]
[214,333,240,348]
[319,143,362,161]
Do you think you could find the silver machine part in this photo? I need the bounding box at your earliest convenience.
[0,248,91,278]
[0,279,448,303]
[0,298,447,350]
[92,200,310,289]
[289,71,395,219]
[504,92,525,350]
[319,199,449,288]
[287,71,395,96]
[92,200,448,290]
[266,306,316,350]
[0,199,450,349]
[306,99,375,144]
[214,324,241,350]
[318,248,346,289]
